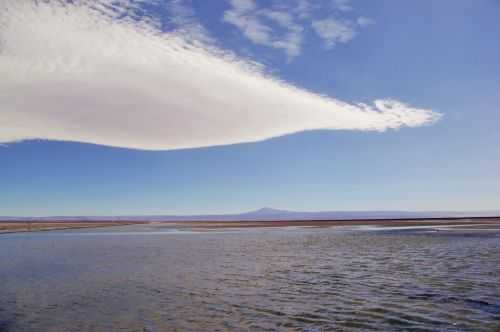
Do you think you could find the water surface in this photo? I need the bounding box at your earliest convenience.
[1,224,499,331]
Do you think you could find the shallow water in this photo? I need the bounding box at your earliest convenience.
[1,225,499,331]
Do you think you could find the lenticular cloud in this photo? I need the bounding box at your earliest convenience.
[0,1,441,150]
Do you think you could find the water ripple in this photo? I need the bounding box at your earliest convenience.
[0,227,499,331]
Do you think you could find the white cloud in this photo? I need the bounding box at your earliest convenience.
[357,16,374,27]
[311,18,356,49]
[223,0,303,58]
[294,0,315,19]
[0,0,441,151]
[333,0,352,12]
[165,0,213,44]
[223,2,272,44]
[223,0,375,57]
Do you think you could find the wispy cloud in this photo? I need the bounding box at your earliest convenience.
[311,18,355,49]
[223,0,303,58]
[0,0,441,151]
[334,0,353,12]
[165,0,213,44]
[357,16,374,27]
[223,0,375,58]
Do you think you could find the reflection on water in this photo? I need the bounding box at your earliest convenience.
[1,225,499,331]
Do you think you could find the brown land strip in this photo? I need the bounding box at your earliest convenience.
[150,217,500,230]
[0,221,146,234]
[154,217,500,230]
[1,217,499,234]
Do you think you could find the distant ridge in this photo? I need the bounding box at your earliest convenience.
[1,208,499,222]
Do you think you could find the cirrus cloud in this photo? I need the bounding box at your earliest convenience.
[0,0,441,151]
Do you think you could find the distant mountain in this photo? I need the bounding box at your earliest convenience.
[239,207,292,217]
[235,208,500,221]
[1,208,499,222]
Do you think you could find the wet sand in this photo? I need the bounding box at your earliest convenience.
[2,217,499,234]
[154,217,500,230]
[0,221,145,234]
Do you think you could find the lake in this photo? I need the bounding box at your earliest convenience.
[1,224,499,331]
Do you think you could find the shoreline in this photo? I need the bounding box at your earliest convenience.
[2,217,500,234]
[0,222,146,235]
[153,218,500,231]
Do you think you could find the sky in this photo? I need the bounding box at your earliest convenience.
[1,0,499,216]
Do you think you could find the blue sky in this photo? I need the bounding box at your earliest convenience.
[1,0,499,216]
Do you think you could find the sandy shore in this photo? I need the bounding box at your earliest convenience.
[2,217,500,234]
[155,218,500,230]
[0,221,146,234]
